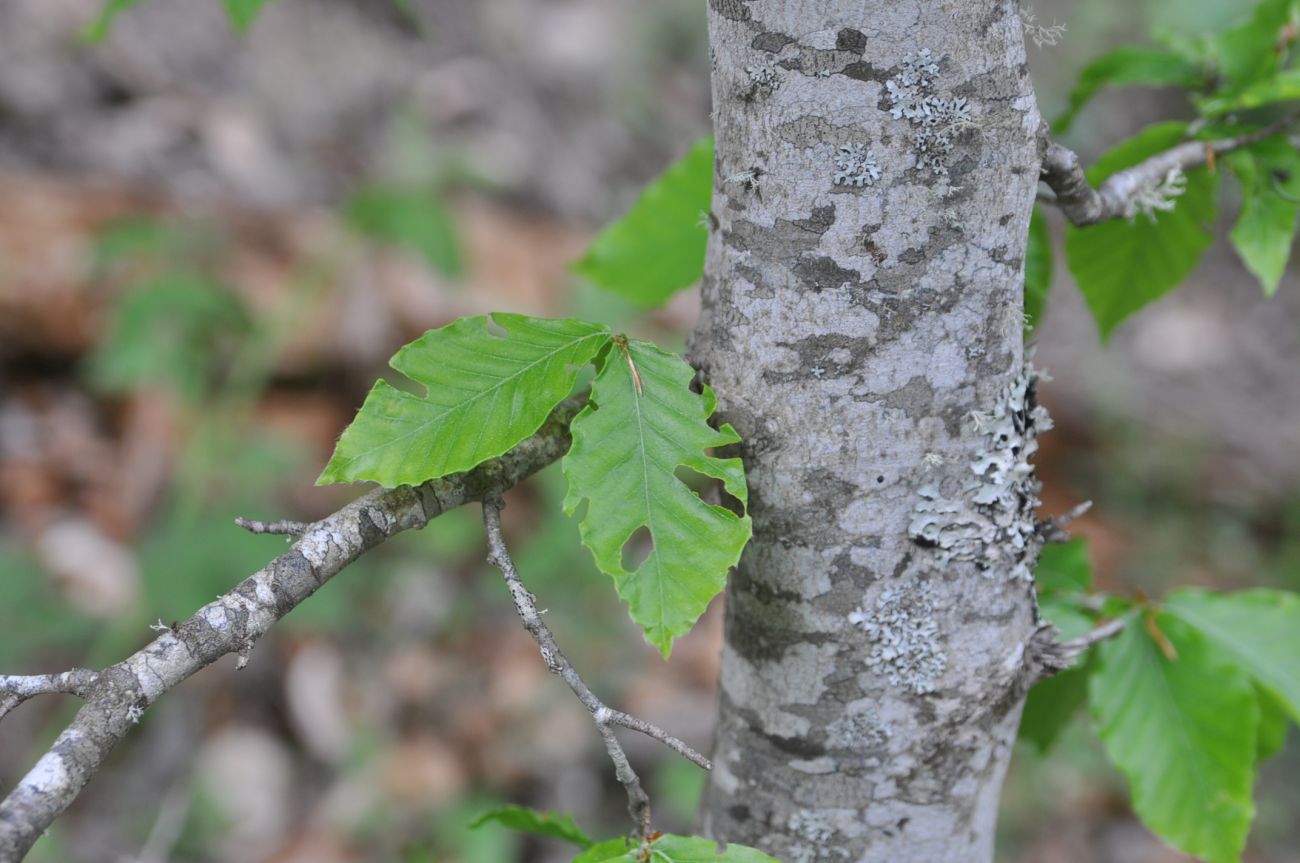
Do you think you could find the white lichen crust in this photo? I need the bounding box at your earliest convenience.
[850,581,948,695]
[885,49,973,178]
[833,142,881,187]
[909,364,1051,584]
[748,62,782,88]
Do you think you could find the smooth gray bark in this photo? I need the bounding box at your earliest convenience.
[691,1,1044,860]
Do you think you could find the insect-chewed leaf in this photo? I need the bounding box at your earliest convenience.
[563,340,751,657]
[320,314,610,487]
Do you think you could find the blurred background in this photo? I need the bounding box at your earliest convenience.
[0,1,1296,861]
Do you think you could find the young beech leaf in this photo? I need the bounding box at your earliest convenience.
[1226,138,1300,296]
[573,834,779,863]
[573,137,714,309]
[469,805,592,848]
[320,315,610,487]
[1165,588,1300,722]
[563,339,751,657]
[1064,122,1217,339]
[1090,613,1258,863]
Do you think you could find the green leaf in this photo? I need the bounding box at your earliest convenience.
[1064,122,1218,338]
[1034,539,1093,596]
[573,137,714,309]
[469,806,592,848]
[1201,68,1300,116]
[1023,208,1053,331]
[1020,581,1100,755]
[1090,613,1258,863]
[1053,47,1205,134]
[1020,659,1091,754]
[88,275,250,402]
[563,339,751,656]
[223,0,273,32]
[1164,588,1300,722]
[1226,140,1300,295]
[574,839,635,862]
[1256,686,1291,762]
[320,314,610,486]
[83,0,144,42]
[1210,0,1300,95]
[573,835,779,863]
[346,185,463,277]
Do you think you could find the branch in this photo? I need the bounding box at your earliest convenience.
[1039,115,1300,226]
[0,397,583,862]
[0,670,99,722]
[481,498,710,839]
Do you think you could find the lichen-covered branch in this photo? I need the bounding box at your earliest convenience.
[481,499,711,839]
[1038,116,1300,226]
[0,398,582,862]
[0,670,99,723]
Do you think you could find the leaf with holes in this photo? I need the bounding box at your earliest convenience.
[1090,613,1258,863]
[573,137,714,309]
[320,314,610,486]
[563,339,750,656]
[1064,122,1218,338]
[470,806,592,849]
[573,834,779,862]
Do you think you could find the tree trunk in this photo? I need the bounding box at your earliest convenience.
[690,1,1044,860]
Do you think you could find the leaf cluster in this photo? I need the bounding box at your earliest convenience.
[1023,540,1300,863]
[320,314,751,658]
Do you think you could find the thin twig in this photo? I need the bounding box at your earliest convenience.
[1039,114,1300,226]
[0,397,584,862]
[1024,617,1126,684]
[481,498,712,838]
[234,517,308,536]
[1038,500,1092,544]
[1059,618,1125,660]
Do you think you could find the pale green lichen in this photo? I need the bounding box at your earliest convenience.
[885,49,973,179]
[849,581,948,695]
[908,365,1050,583]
